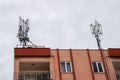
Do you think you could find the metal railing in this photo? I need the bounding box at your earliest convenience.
[19,71,50,80]
[116,72,120,80]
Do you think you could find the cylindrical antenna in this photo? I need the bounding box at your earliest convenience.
[25,18,29,30]
[19,16,22,26]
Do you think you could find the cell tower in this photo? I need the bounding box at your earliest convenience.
[89,21,111,80]
[17,16,36,47]
[89,20,103,49]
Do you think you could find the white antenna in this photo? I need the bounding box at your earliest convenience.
[25,19,29,30]
[19,16,22,26]
[89,20,103,49]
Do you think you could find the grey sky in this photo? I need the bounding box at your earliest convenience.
[0,0,120,80]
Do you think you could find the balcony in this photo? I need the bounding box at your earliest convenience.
[116,71,120,80]
[19,62,50,80]
[113,62,120,80]
[19,71,50,80]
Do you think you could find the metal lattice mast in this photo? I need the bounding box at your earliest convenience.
[17,16,30,47]
[17,16,36,47]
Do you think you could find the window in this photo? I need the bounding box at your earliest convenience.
[60,62,72,73]
[92,62,104,73]
[61,62,66,72]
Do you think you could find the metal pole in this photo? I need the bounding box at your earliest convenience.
[96,36,101,49]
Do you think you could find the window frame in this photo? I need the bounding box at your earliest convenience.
[60,61,73,73]
[92,62,105,73]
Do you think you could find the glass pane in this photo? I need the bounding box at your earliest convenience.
[98,63,103,72]
[92,62,98,72]
[66,62,72,72]
[61,62,66,72]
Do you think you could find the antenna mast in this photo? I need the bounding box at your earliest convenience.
[17,16,35,47]
[89,20,111,80]
[89,20,103,49]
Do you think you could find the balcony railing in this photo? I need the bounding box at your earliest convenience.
[19,71,50,80]
[116,72,120,80]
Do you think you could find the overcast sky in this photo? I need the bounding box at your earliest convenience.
[0,0,120,80]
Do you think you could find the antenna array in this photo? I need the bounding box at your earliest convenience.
[89,20,103,49]
[17,16,35,47]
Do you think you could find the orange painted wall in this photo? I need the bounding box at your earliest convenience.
[14,48,120,80]
[71,50,93,80]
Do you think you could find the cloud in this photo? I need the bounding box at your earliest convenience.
[0,0,120,80]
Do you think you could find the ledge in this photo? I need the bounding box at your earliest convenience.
[14,48,50,57]
[108,48,120,57]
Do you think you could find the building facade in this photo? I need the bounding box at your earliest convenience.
[14,48,120,80]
